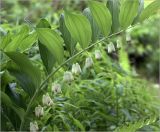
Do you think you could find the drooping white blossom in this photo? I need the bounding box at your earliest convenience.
[85,57,93,68]
[42,93,53,106]
[95,50,102,60]
[63,71,74,82]
[107,42,115,53]
[72,63,82,75]
[116,39,122,49]
[30,121,38,132]
[52,83,62,94]
[35,105,44,117]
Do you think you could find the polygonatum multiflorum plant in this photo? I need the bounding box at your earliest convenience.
[0,0,160,131]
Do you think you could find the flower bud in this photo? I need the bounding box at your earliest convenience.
[116,40,122,49]
[35,105,44,117]
[95,50,102,60]
[52,83,62,94]
[126,33,131,41]
[85,57,93,68]
[42,93,53,106]
[63,71,74,82]
[72,63,82,75]
[107,42,115,53]
[30,121,38,132]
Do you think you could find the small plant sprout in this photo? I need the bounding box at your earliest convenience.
[72,63,82,75]
[52,83,62,94]
[35,105,44,117]
[116,39,122,49]
[42,93,53,106]
[30,121,38,132]
[63,71,74,82]
[85,57,93,68]
[107,42,115,53]
[95,50,102,60]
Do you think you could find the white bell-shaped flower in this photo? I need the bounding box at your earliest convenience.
[52,83,62,94]
[35,105,44,117]
[63,71,74,82]
[116,40,122,49]
[42,93,53,106]
[30,121,38,132]
[85,57,93,68]
[95,50,102,60]
[72,63,82,75]
[126,33,131,41]
[107,42,115,53]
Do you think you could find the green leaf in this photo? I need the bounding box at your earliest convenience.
[83,8,100,42]
[107,0,120,33]
[4,25,29,51]
[37,19,55,73]
[5,52,41,96]
[37,19,51,28]
[0,32,11,50]
[88,1,112,36]
[139,0,160,22]
[119,0,139,29]
[1,91,25,121]
[133,0,144,24]
[64,11,92,49]
[69,114,85,131]
[19,32,38,52]
[59,14,76,56]
[36,28,64,64]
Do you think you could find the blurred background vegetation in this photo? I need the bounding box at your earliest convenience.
[1,0,159,83]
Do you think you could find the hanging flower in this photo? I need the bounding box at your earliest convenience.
[35,105,44,117]
[30,121,38,132]
[126,32,131,41]
[107,42,115,53]
[52,83,62,94]
[63,71,74,82]
[72,63,82,75]
[85,57,93,68]
[116,40,122,49]
[42,93,53,106]
[95,50,102,60]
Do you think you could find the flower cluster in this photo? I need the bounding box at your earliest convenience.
[52,83,62,94]
[30,121,38,132]
[72,63,82,75]
[35,105,44,117]
[42,93,53,106]
[107,42,115,53]
[85,57,93,68]
[95,50,102,60]
[63,71,74,82]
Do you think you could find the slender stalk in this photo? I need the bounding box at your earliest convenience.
[19,24,139,130]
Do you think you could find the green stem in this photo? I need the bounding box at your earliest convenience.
[19,25,138,130]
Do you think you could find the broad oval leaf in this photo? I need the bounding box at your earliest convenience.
[64,11,92,49]
[5,52,41,96]
[0,32,11,50]
[119,0,139,29]
[37,19,55,73]
[59,14,76,56]
[88,1,112,36]
[19,32,38,52]
[139,0,160,22]
[107,0,120,33]
[4,25,29,51]
[36,28,64,64]
[133,0,144,24]
[83,8,100,42]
